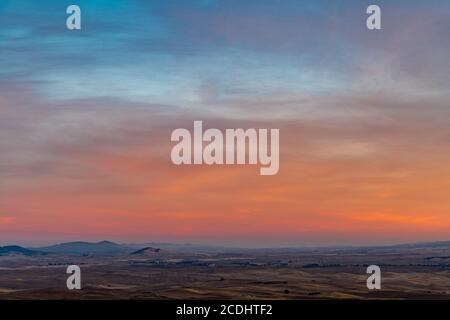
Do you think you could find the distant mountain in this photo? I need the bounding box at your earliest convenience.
[0,245,38,256]
[125,242,236,253]
[124,240,450,254]
[388,241,450,250]
[130,247,161,255]
[14,239,450,256]
[38,241,132,255]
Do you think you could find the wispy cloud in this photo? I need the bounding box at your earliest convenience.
[1,0,450,245]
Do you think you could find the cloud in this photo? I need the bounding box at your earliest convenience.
[1,0,450,245]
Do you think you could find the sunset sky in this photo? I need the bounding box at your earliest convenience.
[1,0,450,247]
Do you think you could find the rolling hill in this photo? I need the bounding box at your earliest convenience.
[37,241,132,255]
[0,245,38,256]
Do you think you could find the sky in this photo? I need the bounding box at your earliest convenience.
[1,0,450,247]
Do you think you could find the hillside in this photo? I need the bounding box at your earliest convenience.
[37,241,131,255]
[0,245,38,256]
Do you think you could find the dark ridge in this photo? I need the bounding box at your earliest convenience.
[37,241,131,255]
[0,245,38,256]
[130,247,161,255]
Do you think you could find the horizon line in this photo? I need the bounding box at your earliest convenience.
[2,239,450,250]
